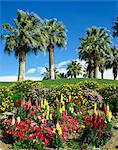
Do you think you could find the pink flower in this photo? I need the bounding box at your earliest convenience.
[30,122,36,127]
[35,99,39,111]
[20,99,25,106]
[25,99,32,110]
[38,115,41,120]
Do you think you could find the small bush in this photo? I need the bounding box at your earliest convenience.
[0,86,14,112]
[10,80,43,102]
[80,113,112,148]
[50,83,83,103]
[83,89,103,110]
[97,84,118,113]
[78,81,99,90]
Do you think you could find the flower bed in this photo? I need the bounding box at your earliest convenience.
[0,94,113,149]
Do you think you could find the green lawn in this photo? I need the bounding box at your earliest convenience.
[0,78,118,87]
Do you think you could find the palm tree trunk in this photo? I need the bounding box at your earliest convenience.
[93,58,97,78]
[88,60,92,78]
[74,74,76,78]
[113,67,117,80]
[48,44,55,80]
[93,52,99,78]
[18,51,26,81]
[101,70,104,79]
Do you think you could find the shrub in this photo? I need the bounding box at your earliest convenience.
[79,113,112,148]
[0,86,14,112]
[97,84,118,113]
[50,83,83,103]
[10,80,43,102]
[83,89,103,110]
[78,81,99,90]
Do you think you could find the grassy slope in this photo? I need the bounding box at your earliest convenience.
[0,78,118,87]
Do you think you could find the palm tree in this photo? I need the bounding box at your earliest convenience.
[106,46,118,80]
[83,65,94,78]
[79,26,111,79]
[79,44,93,78]
[98,58,106,79]
[1,10,47,81]
[58,72,66,78]
[112,16,118,37]
[42,67,60,80]
[42,19,66,80]
[66,60,82,78]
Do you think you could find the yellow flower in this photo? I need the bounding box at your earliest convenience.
[71,107,74,113]
[94,103,97,110]
[61,101,65,105]
[44,99,47,106]
[80,95,83,99]
[59,108,63,114]
[42,113,45,118]
[56,123,60,130]
[62,105,65,111]
[69,107,72,111]
[94,109,97,115]
[46,115,49,120]
[2,102,7,107]
[50,113,52,120]
[107,104,109,113]
[41,100,43,108]
[107,111,112,122]
[52,128,56,134]
[58,128,62,135]
[47,111,49,116]
[0,106,5,111]
[47,105,50,111]
[60,94,63,102]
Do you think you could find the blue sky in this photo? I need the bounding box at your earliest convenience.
[0,0,118,81]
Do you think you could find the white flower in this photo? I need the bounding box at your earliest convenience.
[11,117,15,125]
[17,116,20,124]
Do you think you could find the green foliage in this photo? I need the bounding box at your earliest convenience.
[83,89,103,109]
[13,138,44,150]
[0,78,118,88]
[80,114,112,148]
[78,80,99,90]
[10,80,43,102]
[50,83,83,102]
[0,86,13,112]
[97,84,118,113]
[51,135,64,149]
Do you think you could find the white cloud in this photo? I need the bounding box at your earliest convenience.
[58,67,67,74]
[0,76,18,82]
[27,68,36,74]
[56,60,70,68]
[0,76,42,82]
[37,67,46,74]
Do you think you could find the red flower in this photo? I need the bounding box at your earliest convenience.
[100,119,104,127]
[15,100,19,107]
[24,99,32,110]
[93,122,97,130]
[104,104,107,115]
[35,99,39,111]
[98,129,102,137]
[19,99,25,106]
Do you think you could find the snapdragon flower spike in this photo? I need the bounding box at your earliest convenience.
[104,103,107,115]
[15,100,19,107]
[35,99,39,111]
[24,99,32,110]
[68,95,72,103]
[19,99,25,106]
